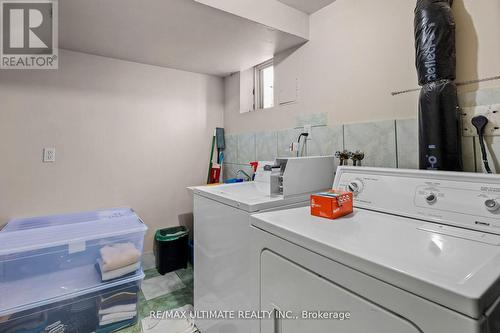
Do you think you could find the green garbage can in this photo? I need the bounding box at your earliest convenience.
[154,226,189,275]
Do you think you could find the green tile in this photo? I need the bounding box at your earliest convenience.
[139,300,155,319]
[145,287,193,312]
[144,268,161,279]
[116,266,194,332]
[175,265,193,285]
[138,289,146,302]
[117,322,141,333]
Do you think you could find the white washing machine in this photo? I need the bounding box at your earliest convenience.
[250,167,500,333]
[192,156,335,333]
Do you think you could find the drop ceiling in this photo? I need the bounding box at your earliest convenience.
[277,0,336,14]
[59,0,307,77]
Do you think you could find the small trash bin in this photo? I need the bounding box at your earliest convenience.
[154,226,189,275]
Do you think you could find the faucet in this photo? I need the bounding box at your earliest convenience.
[235,169,252,181]
[350,151,365,166]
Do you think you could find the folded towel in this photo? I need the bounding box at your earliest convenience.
[100,290,138,309]
[100,243,141,272]
[99,303,137,315]
[45,321,64,333]
[96,260,140,281]
[100,311,137,326]
[96,317,137,333]
[100,297,138,310]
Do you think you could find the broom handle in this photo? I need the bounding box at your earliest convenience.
[207,133,216,184]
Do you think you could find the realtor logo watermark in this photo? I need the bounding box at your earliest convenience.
[1,0,58,69]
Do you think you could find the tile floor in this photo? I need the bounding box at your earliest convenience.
[120,265,194,333]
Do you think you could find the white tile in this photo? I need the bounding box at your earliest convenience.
[256,131,278,161]
[307,125,344,158]
[141,272,186,301]
[237,133,256,164]
[277,128,302,157]
[142,305,197,333]
[223,163,236,181]
[396,119,419,169]
[344,120,397,168]
[224,134,238,164]
[462,136,476,172]
[223,163,254,181]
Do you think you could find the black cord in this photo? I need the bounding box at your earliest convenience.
[472,116,492,174]
[478,133,492,173]
[297,133,309,143]
[296,133,309,157]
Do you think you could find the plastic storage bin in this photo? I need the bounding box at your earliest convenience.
[1,207,137,232]
[0,281,142,333]
[0,208,147,332]
[154,226,189,275]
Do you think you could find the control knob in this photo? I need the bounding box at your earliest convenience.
[348,180,363,195]
[426,193,437,204]
[485,199,500,213]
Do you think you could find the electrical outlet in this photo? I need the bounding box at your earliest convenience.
[462,104,500,137]
[304,124,312,140]
[43,147,56,163]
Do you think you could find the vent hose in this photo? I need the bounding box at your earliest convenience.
[415,0,463,171]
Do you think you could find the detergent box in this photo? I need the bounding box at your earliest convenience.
[311,190,353,220]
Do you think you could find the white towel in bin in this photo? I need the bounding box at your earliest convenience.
[97,259,140,281]
[99,303,137,315]
[99,311,137,326]
[99,242,141,272]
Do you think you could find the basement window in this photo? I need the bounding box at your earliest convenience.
[255,59,274,109]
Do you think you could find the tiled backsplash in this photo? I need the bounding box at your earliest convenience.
[344,120,398,168]
[223,87,500,179]
[223,118,492,179]
[225,120,407,179]
[396,119,419,169]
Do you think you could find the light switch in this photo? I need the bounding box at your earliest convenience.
[290,142,299,152]
[43,147,56,162]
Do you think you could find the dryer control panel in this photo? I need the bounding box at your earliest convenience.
[334,167,500,235]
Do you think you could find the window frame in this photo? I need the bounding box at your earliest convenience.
[254,58,274,110]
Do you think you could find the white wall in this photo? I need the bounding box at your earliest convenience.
[0,50,224,251]
[224,0,500,133]
[194,0,309,39]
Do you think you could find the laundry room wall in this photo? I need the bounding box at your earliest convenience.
[222,0,500,172]
[224,0,500,132]
[0,49,224,251]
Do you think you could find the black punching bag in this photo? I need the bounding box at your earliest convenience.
[419,81,463,171]
[415,0,462,171]
[415,0,456,85]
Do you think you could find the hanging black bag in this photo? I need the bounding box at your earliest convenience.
[418,80,463,171]
[414,0,456,86]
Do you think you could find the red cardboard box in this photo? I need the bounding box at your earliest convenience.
[311,190,353,219]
